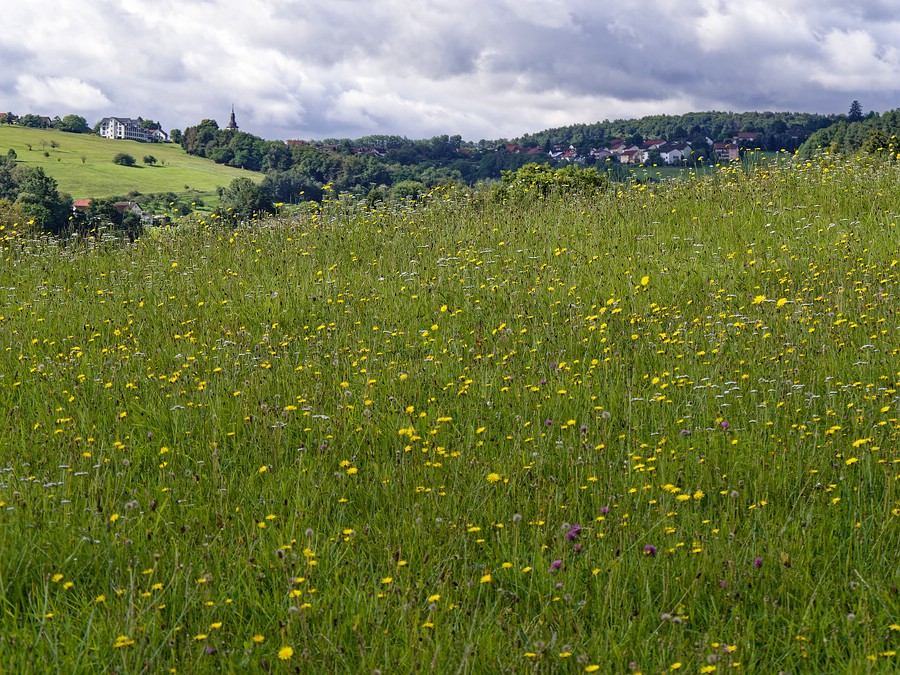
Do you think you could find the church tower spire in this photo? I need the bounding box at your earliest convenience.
[225,104,239,131]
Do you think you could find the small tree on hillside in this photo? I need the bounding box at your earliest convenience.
[218,177,273,221]
[113,153,136,167]
[143,155,157,166]
[59,114,90,134]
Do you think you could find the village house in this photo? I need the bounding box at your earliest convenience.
[731,132,760,147]
[657,141,692,165]
[590,148,613,161]
[618,148,644,165]
[713,143,740,161]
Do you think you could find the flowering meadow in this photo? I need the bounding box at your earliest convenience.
[1,154,899,673]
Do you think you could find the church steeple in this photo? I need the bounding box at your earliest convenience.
[225,104,239,131]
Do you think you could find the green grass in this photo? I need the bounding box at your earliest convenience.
[0,154,899,673]
[0,126,263,201]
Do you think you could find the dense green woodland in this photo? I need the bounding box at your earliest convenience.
[517,110,838,154]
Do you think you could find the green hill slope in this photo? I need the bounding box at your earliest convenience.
[0,126,263,200]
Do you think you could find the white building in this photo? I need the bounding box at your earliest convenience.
[98,117,167,143]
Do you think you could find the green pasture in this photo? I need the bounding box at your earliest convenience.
[0,126,262,201]
[0,154,898,673]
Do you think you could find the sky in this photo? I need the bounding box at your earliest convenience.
[2,0,899,142]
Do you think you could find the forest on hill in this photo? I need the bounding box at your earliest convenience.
[514,110,839,153]
[179,108,895,203]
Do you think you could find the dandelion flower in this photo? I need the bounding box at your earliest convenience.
[278,646,294,660]
[113,635,134,648]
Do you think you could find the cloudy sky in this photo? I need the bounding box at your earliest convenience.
[2,0,899,141]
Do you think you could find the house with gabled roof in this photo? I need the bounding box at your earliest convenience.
[618,149,644,164]
[713,143,740,161]
[658,141,692,165]
[732,132,760,146]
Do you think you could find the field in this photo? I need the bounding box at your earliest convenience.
[0,126,262,202]
[0,154,899,673]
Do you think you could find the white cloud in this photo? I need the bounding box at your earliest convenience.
[810,29,900,91]
[16,76,111,111]
[1,0,899,139]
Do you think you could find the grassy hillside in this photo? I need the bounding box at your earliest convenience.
[0,126,263,200]
[1,156,899,672]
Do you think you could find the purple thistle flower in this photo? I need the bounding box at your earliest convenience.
[753,556,763,568]
[720,420,730,431]
[573,543,583,554]
[600,506,610,515]
[545,418,553,427]
[644,544,657,557]
[550,559,562,571]
[566,524,582,541]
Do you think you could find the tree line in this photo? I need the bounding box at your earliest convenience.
[516,110,842,155]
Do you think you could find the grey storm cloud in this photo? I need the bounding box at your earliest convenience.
[1,0,898,140]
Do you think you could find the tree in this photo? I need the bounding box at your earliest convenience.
[143,155,157,166]
[390,179,426,201]
[645,149,663,166]
[85,197,144,240]
[113,153,136,167]
[0,198,27,232]
[13,166,71,233]
[169,129,183,144]
[18,114,47,128]
[0,154,18,201]
[218,177,272,221]
[862,129,892,155]
[848,101,864,122]
[59,114,90,134]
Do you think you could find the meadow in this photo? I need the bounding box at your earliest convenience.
[0,154,898,673]
[0,126,262,202]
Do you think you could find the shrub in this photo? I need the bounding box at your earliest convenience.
[493,163,609,201]
[113,153,136,167]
